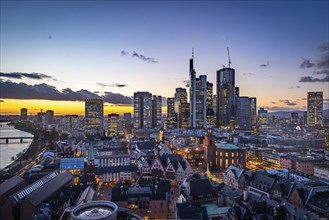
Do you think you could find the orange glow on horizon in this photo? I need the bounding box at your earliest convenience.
[0,99,168,116]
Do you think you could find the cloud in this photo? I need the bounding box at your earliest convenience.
[259,61,269,67]
[299,58,315,69]
[97,83,127,88]
[272,102,276,104]
[0,72,54,80]
[0,81,133,105]
[313,69,329,75]
[0,100,4,102]
[121,50,129,56]
[265,106,305,111]
[131,51,159,63]
[279,99,298,106]
[299,42,329,83]
[299,76,329,82]
[288,86,301,89]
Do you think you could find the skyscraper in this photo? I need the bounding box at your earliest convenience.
[258,107,268,127]
[307,91,323,126]
[235,97,251,129]
[85,99,104,135]
[174,88,188,128]
[195,75,207,128]
[291,112,299,125]
[152,95,162,128]
[45,110,54,126]
[189,52,197,128]
[21,108,27,122]
[250,97,257,126]
[134,92,152,129]
[167,97,177,129]
[65,114,79,131]
[108,113,119,137]
[216,67,236,129]
[206,82,215,127]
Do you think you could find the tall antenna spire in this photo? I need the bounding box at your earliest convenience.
[227,47,231,68]
[192,47,194,59]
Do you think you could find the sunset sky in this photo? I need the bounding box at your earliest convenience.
[1,1,328,115]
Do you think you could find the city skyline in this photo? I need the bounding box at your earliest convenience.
[1,1,329,115]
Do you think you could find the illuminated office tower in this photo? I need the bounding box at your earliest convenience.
[174,87,188,128]
[65,115,79,131]
[206,82,215,127]
[307,92,323,126]
[195,75,207,129]
[216,67,236,129]
[152,95,162,128]
[85,99,104,135]
[291,112,299,125]
[258,107,268,127]
[189,51,197,128]
[235,97,251,129]
[134,92,152,129]
[167,97,177,129]
[108,113,119,137]
[123,113,132,134]
[21,108,27,122]
[250,97,257,126]
[45,110,54,126]
[180,102,190,128]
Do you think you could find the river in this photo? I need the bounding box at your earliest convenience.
[0,122,34,170]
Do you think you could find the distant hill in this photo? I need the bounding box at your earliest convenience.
[269,109,329,119]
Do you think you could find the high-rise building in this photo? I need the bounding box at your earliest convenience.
[291,112,299,125]
[189,53,197,128]
[123,113,132,134]
[250,97,257,126]
[85,99,104,135]
[167,98,177,129]
[175,88,189,128]
[65,115,79,131]
[20,108,27,122]
[152,95,162,128]
[206,82,215,127]
[134,92,152,129]
[180,102,190,128]
[258,107,268,127]
[235,97,251,129]
[108,114,119,137]
[45,110,54,126]
[195,75,207,128]
[216,67,236,129]
[307,92,323,126]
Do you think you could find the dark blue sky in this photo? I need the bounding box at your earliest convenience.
[1,1,328,112]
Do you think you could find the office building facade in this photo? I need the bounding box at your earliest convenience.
[85,99,104,135]
[108,113,119,137]
[216,67,236,129]
[152,95,162,128]
[307,91,323,126]
[235,97,251,129]
[134,92,152,129]
[21,108,27,122]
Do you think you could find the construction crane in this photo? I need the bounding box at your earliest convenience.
[227,47,231,68]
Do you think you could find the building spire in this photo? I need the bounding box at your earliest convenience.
[192,47,194,59]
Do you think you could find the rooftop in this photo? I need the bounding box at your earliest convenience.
[215,143,239,150]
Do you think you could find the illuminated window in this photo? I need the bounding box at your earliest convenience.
[231,152,234,157]
[226,153,228,157]
[225,159,228,168]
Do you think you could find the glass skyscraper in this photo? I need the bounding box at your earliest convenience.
[307,91,323,126]
[85,99,104,135]
[134,92,152,129]
[216,67,236,129]
[152,95,162,128]
[235,97,251,129]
